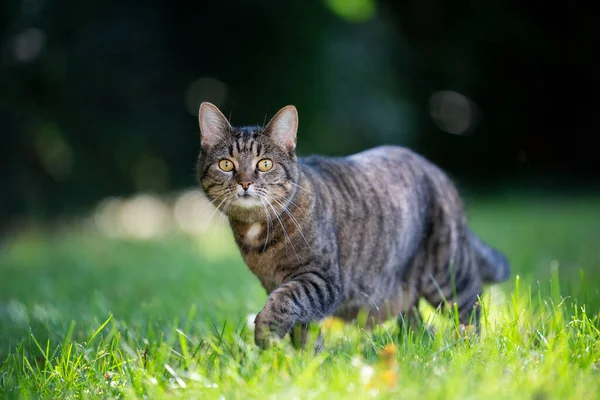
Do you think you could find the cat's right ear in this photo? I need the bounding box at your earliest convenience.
[198,102,231,150]
[264,105,298,153]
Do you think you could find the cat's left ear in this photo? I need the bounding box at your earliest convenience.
[198,102,231,150]
[264,105,298,153]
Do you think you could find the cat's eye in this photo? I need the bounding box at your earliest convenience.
[257,159,273,172]
[218,159,234,172]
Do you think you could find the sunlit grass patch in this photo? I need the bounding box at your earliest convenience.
[2,285,599,399]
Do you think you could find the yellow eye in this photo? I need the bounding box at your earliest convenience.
[218,159,234,172]
[257,159,273,172]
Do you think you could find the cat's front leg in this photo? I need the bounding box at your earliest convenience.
[290,323,309,349]
[290,323,324,354]
[254,270,340,349]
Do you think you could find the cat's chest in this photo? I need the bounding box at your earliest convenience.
[242,250,282,292]
[240,223,263,246]
[232,222,282,291]
[233,222,266,250]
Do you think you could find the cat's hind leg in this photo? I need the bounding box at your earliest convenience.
[419,217,483,331]
[455,278,482,331]
[423,263,483,331]
[397,303,437,339]
[450,245,483,330]
[394,284,434,338]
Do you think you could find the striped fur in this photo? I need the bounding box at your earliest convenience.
[196,103,510,350]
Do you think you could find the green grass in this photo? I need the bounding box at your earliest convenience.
[1,194,600,399]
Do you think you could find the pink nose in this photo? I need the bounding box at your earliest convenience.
[239,181,253,191]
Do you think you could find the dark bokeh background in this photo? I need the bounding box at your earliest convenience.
[2,0,599,226]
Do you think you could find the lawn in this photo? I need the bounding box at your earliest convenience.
[1,192,600,399]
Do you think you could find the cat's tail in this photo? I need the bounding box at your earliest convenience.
[468,230,511,283]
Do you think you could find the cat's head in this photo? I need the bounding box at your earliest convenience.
[196,102,300,222]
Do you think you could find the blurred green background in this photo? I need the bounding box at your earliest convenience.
[2,0,599,226]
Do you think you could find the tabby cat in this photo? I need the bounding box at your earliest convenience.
[196,102,510,350]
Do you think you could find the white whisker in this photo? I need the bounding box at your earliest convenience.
[290,181,310,194]
[219,198,233,235]
[258,196,272,253]
[204,192,230,227]
[271,192,302,213]
[269,196,311,250]
[263,196,299,260]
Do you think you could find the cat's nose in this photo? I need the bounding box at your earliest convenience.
[239,181,254,191]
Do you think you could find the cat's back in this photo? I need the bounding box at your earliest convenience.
[297,144,457,230]
[299,145,431,188]
[348,145,428,174]
[297,144,435,230]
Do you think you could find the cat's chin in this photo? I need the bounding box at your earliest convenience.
[233,197,264,210]
[225,198,270,223]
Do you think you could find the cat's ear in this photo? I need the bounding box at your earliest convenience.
[198,102,231,150]
[264,105,298,153]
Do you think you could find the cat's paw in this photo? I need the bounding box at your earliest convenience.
[253,312,285,349]
[254,326,282,349]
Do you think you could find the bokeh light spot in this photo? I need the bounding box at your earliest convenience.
[173,189,222,235]
[119,194,171,239]
[324,0,375,23]
[428,90,476,135]
[34,125,74,180]
[13,28,45,63]
[185,77,228,116]
[518,150,527,163]
[94,197,125,238]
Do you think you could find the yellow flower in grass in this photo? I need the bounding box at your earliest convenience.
[380,343,398,364]
[320,316,345,336]
[377,344,399,389]
[379,369,399,389]
[360,343,400,390]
